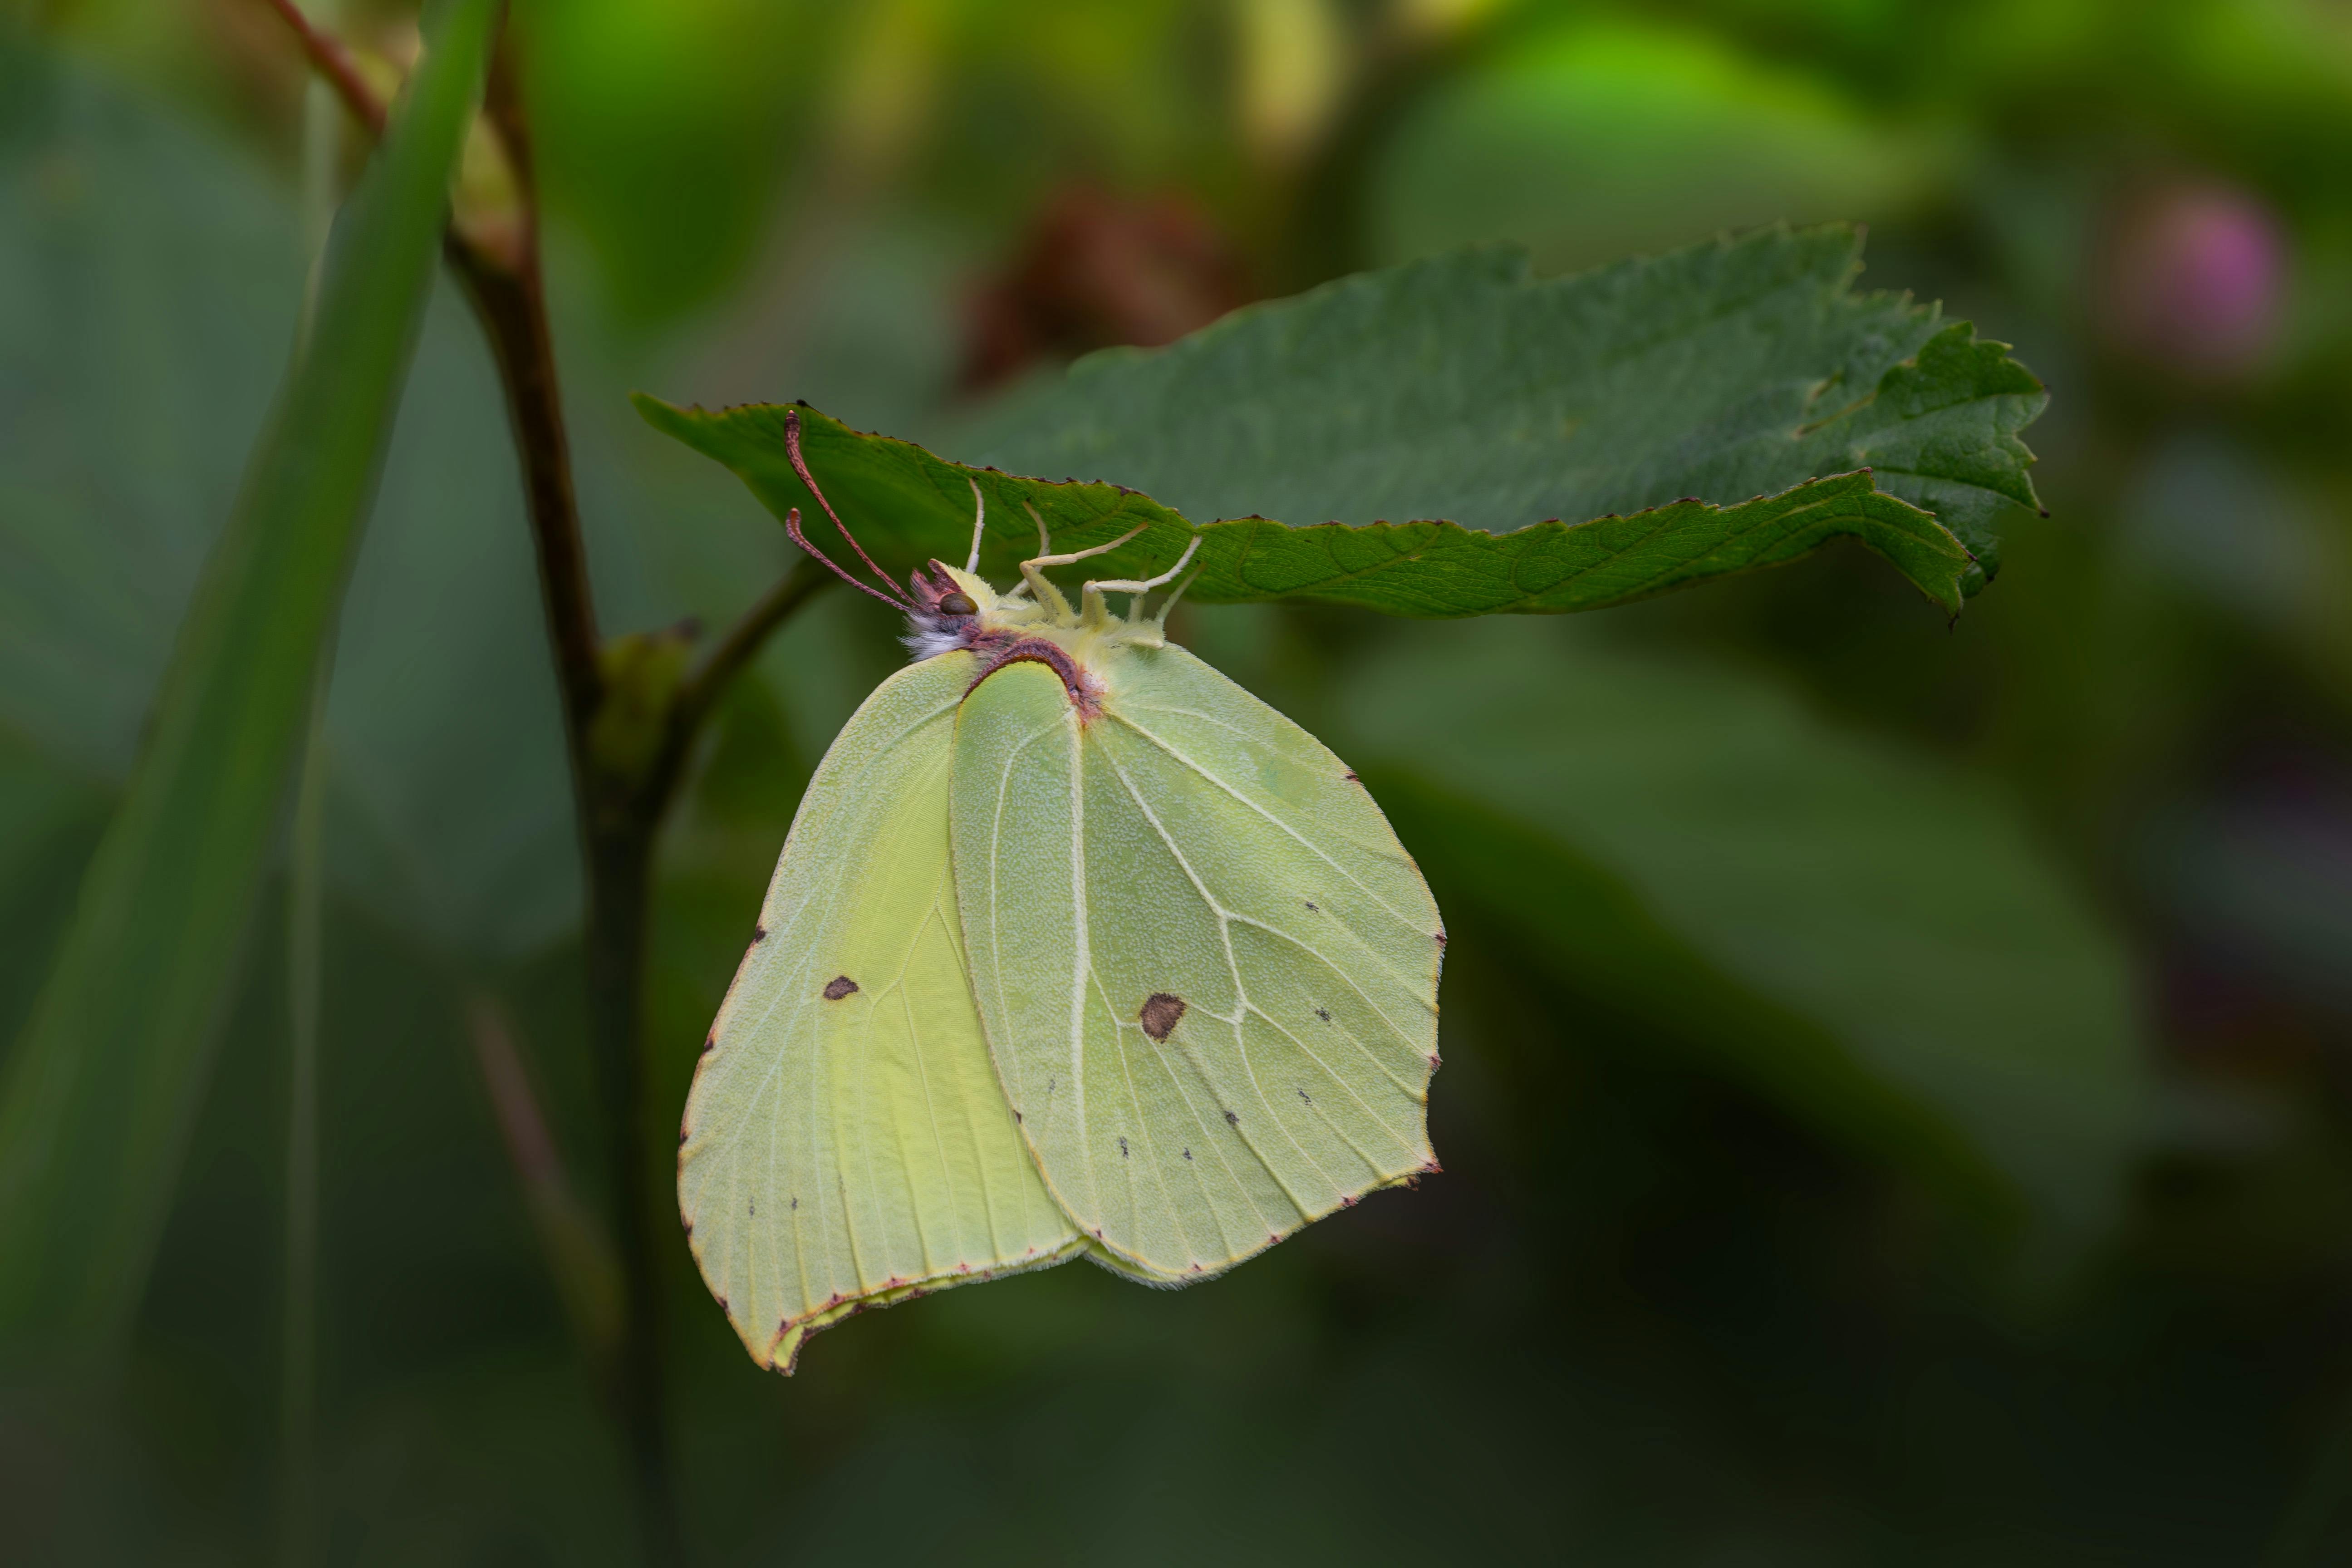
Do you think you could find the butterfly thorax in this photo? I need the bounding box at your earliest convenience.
[905,558,1173,722]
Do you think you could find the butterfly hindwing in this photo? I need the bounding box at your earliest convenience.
[951,648,1443,1283]
[679,652,1084,1371]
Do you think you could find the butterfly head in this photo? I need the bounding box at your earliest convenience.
[775,408,1199,673]
[903,560,1027,660]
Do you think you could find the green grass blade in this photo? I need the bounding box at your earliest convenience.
[0,0,501,1361]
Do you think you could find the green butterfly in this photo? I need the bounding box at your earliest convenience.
[678,414,1444,1373]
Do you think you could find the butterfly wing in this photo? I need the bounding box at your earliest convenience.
[679,652,1084,1371]
[952,649,1443,1283]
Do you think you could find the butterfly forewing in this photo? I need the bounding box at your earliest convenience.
[953,648,1442,1283]
[679,652,1083,1372]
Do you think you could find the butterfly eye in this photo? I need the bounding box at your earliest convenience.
[938,591,978,616]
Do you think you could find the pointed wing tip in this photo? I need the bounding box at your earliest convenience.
[764,1321,808,1376]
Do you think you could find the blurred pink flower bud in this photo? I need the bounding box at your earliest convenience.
[2105,182,2285,379]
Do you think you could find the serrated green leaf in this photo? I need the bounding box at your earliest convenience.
[973,226,2043,598]
[638,398,1976,617]
[0,0,501,1359]
[645,227,2042,617]
[1178,468,1974,616]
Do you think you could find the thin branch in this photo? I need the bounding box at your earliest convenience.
[262,0,387,136]
[675,560,828,730]
[445,247,605,757]
[444,39,607,768]
[646,561,830,812]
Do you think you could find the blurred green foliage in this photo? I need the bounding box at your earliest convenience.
[0,0,500,1362]
[1345,617,2140,1241]
[1371,19,1934,272]
[4,0,2352,1563]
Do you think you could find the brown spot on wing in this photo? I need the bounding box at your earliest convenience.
[823,975,859,1001]
[1139,992,1186,1041]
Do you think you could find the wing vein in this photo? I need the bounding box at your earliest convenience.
[1222,913,1428,1091]
[1090,734,1335,1212]
[1105,708,1427,934]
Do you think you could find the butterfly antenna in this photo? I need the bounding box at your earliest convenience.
[784,409,913,608]
[964,477,987,574]
[783,508,916,611]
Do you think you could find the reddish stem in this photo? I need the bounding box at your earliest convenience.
[262,0,387,136]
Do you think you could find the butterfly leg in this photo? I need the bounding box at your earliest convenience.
[1086,536,1202,627]
[1017,514,1147,623]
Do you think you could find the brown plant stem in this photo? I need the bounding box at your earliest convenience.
[262,0,386,136]
[260,6,835,1563]
[437,44,688,1568]
[652,560,826,802]
[445,51,603,747]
